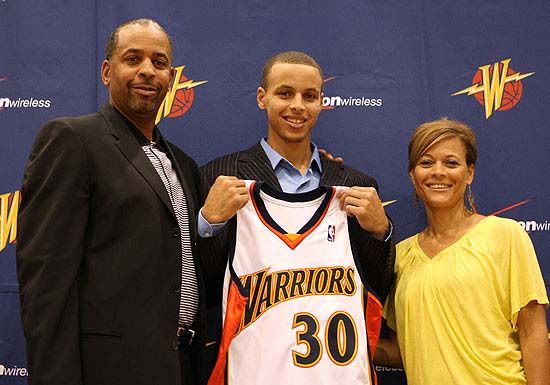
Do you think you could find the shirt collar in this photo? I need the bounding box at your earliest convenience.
[260,138,323,173]
[109,104,161,147]
[132,126,161,147]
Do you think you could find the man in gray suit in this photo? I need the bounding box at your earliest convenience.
[17,19,209,385]
[198,51,395,348]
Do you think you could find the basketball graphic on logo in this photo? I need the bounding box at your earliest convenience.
[472,66,523,111]
[168,82,195,118]
[154,65,207,124]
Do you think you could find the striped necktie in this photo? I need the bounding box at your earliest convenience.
[142,142,199,327]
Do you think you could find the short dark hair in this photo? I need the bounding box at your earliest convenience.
[261,51,324,89]
[105,18,173,60]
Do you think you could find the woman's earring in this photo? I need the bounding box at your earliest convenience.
[413,190,420,211]
[466,184,476,214]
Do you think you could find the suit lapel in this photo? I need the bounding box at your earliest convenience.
[100,105,176,218]
[238,143,282,190]
[320,156,348,186]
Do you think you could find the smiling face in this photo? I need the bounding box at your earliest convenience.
[410,136,475,212]
[257,62,323,152]
[101,22,174,124]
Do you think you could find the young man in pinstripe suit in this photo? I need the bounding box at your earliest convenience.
[198,52,395,354]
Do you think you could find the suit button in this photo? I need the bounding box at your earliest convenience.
[172,283,181,294]
[171,340,179,351]
[173,227,179,237]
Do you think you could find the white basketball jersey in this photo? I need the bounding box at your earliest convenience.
[208,181,380,385]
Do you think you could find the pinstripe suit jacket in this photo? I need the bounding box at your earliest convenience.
[199,143,395,309]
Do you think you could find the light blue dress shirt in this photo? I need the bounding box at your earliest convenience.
[259,138,323,193]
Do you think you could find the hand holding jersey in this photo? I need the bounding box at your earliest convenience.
[337,186,389,241]
[202,175,390,238]
[202,175,249,224]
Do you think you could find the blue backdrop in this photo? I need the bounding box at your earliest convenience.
[1,1,549,383]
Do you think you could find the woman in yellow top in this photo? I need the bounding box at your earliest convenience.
[377,118,549,385]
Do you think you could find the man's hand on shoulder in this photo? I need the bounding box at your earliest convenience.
[318,148,344,164]
[201,175,249,224]
[337,186,389,240]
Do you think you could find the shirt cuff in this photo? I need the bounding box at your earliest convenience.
[198,208,227,237]
[383,220,393,242]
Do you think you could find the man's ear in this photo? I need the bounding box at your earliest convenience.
[101,60,111,86]
[257,87,267,110]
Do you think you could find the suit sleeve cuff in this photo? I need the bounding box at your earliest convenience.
[198,208,227,237]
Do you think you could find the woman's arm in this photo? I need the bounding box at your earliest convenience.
[517,300,550,385]
[374,329,403,368]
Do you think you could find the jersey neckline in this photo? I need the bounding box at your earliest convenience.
[249,181,335,250]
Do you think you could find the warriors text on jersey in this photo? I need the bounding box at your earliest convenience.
[208,181,382,385]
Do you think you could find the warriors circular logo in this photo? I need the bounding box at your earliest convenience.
[155,65,207,125]
[452,59,534,120]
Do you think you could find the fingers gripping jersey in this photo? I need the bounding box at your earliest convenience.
[208,182,381,385]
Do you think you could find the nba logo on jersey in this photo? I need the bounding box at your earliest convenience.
[327,225,335,242]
